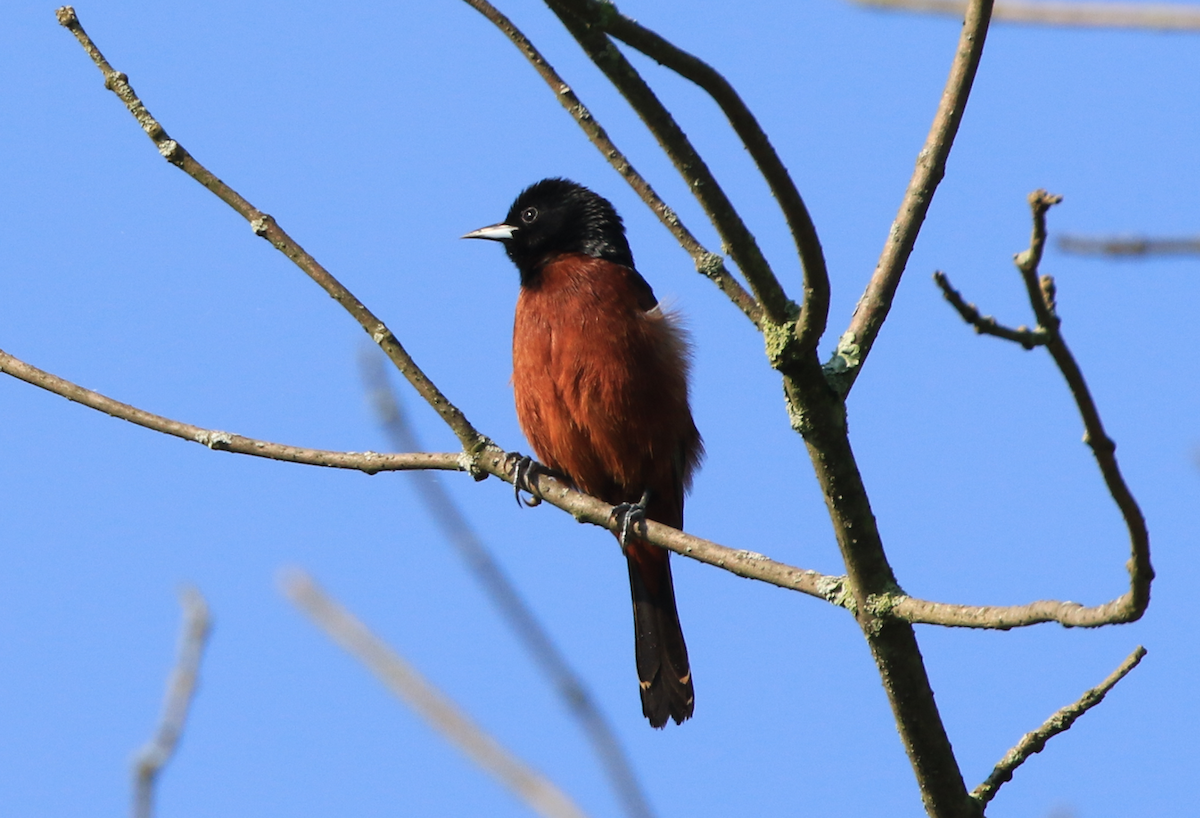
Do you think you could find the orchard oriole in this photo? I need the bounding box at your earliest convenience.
[464,178,703,727]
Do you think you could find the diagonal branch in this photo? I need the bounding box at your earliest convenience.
[282,570,591,818]
[133,587,212,818]
[971,646,1147,807]
[550,0,829,349]
[542,0,797,328]
[932,271,1048,348]
[360,350,657,818]
[0,347,464,475]
[927,190,1152,629]
[827,0,995,395]
[55,6,486,455]
[461,0,762,327]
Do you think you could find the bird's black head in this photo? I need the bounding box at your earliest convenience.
[462,178,635,284]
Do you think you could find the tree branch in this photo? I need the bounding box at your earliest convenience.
[932,190,1153,629]
[971,646,1147,807]
[541,0,797,328]
[282,570,591,818]
[549,0,830,350]
[853,0,1200,31]
[0,347,464,475]
[827,0,995,396]
[461,0,762,327]
[55,5,487,455]
[1059,234,1200,256]
[133,587,212,818]
[360,349,656,818]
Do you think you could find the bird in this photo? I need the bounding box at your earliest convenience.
[463,178,704,728]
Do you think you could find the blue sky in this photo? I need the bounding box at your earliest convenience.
[2,2,1196,816]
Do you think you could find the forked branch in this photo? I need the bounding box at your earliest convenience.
[928,190,1153,629]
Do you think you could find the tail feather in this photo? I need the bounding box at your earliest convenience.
[626,542,693,728]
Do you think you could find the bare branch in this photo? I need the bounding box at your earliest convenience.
[542,0,798,327]
[55,6,486,454]
[1059,234,1200,256]
[133,587,212,818]
[461,0,762,328]
[929,190,1153,629]
[360,349,656,818]
[971,646,1147,807]
[933,271,1048,348]
[550,0,829,350]
[281,570,592,818]
[854,0,1200,31]
[827,0,995,395]
[0,347,464,475]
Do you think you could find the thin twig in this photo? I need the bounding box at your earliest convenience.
[1059,234,1200,256]
[932,271,1048,348]
[542,0,797,327]
[281,570,591,818]
[461,0,762,328]
[551,0,829,350]
[359,349,656,818]
[930,191,1153,629]
[132,587,212,818]
[827,0,995,395]
[0,347,464,475]
[55,6,486,455]
[854,0,1200,30]
[971,646,1147,807]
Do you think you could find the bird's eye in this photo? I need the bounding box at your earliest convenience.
[521,207,538,224]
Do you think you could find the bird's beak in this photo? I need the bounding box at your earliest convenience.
[461,222,517,242]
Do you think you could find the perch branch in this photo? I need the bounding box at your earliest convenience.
[462,0,761,327]
[854,0,1200,31]
[971,646,1147,807]
[0,347,463,475]
[132,587,212,818]
[827,0,994,395]
[930,190,1152,629]
[360,350,656,818]
[543,0,797,327]
[282,570,591,818]
[55,6,486,455]
[551,0,829,350]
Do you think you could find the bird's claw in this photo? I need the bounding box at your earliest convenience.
[610,490,651,549]
[509,453,544,508]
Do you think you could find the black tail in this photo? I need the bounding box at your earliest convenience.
[626,545,694,728]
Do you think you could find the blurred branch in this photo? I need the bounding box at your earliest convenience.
[1058,234,1200,256]
[931,190,1153,628]
[550,0,829,350]
[132,587,212,818]
[55,6,487,455]
[462,0,762,327]
[0,347,464,475]
[542,0,797,327]
[853,0,1200,30]
[359,348,656,818]
[827,0,995,396]
[971,646,1147,807]
[282,570,591,818]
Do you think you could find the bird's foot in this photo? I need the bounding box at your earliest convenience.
[508,453,545,508]
[610,490,651,548]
